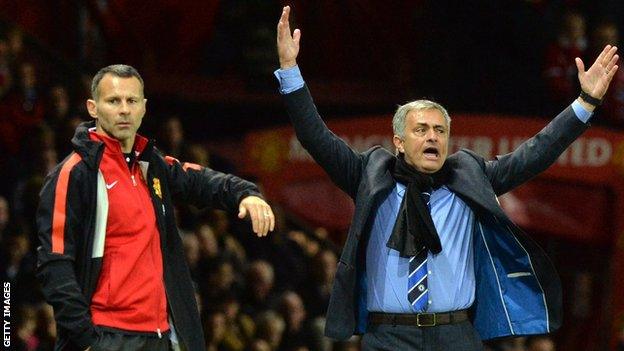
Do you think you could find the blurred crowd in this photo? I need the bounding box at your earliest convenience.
[543,11,624,128]
[1,5,624,351]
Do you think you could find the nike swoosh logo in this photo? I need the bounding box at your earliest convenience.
[106,180,119,190]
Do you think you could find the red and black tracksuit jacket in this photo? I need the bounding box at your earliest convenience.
[36,121,261,351]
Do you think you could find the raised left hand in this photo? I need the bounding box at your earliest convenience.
[277,6,301,70]
[576,45,619,100]
[238,196,275,237]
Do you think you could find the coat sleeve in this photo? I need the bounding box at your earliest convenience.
[282,85,364,198]
[483,105,589,195]
[35,153,99,350]
[163,155,262,211]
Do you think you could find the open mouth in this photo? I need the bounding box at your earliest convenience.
[423,146,439,160]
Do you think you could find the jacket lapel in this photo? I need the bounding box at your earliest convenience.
[444,154,508,220]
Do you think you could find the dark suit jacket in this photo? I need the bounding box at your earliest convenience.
[282,85,590,340]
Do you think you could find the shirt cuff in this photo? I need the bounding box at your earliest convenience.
[274,65,305,94]
[571,100,593,123]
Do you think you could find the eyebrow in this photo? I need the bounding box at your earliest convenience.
[104,94,141,99]
[415,122,447,129]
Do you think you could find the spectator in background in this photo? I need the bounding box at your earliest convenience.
[45,84,81,155]
[242,260,278,316]
[276,291,323,351]
[255,311,286,351]
[55,115,87,159]
[0,62,44,158]
[301,248,336,319]
[250,339,273,351]
[183,143,211,167]
[204,310,228,351]
[544,11,587,107]
[12,123,57,234]
[218,294,256,351]
[15,305,40,351]
[183,232,203,281]
[46,85,71,126]
[0,36,12,97]
[0,196,10,273]
[210,210,248,269]
[591,21,624,128]
[8,27,27,63]
[160,116,187,157]
[525,335,555,351]
[332,339,360,351]
[17,62,45,126]
[195,223,227,269]
[0,195,9,239]
[1,232,41,305]
[35,303,57,351]
[204,259,241,307]
[495,337,527,351]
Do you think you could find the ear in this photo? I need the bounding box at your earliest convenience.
[86,99,97,119]
[393,135,404,154]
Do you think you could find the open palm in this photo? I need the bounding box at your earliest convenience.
[277,6,301,69]
[576,45,619,99]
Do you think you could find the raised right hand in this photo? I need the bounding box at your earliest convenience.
[276,6,301,69]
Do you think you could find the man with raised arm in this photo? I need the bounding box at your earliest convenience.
[275,6,618,350]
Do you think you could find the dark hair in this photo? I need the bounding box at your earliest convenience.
[90,64,144,100]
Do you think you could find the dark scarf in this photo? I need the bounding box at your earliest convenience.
[387,153,450,258]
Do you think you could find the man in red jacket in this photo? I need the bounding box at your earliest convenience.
[36,64,274,351]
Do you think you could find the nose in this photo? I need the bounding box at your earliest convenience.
[426,128,438,142]
[119,101,130,115]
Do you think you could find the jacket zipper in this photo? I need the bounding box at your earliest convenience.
[131,157,164,338]
[147,170,184,346]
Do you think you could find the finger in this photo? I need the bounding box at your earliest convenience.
[250,206,260,234]
[282,6,292,33]
[596,64,619,96]
[256,204,268,236]
[575,57,585,74]
[284,5,291,22]
[606,53,619,72]
[606,64,619,84]
[260,206,271,236]
[238,204,247,219]
[602,45,617,66]
[596,45,611,67]
[269,208,275,232]
[258,206,267,236]
[293,29,301,46]
[277,9,291,40]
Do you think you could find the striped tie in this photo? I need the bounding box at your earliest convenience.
[408,191,431,310]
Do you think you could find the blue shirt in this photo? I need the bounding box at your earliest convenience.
[366,184,476,312]
[274,65,594,313]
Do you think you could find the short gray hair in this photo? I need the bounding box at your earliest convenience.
[392,100,451,138]
[91,64,144,100]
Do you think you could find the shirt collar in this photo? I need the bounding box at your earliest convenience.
[396,182,449,199]
[88,129,149,157]
[396,182,406,197]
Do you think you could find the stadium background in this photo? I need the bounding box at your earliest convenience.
[0,1,623,350]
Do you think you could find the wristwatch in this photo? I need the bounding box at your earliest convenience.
[579,90,602,107]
